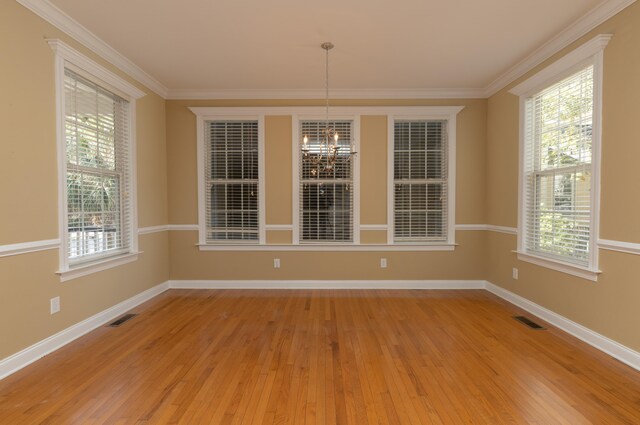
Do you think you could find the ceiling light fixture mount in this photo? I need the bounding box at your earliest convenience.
[301,42,356,176]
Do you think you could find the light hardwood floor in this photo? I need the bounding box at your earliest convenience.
[1,289,639,424]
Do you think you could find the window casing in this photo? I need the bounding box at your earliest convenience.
[195,113,265,246]
[50,39,143,281]
[393,120,449,242]
[511,34,610,280]
[205,120,260,243]
[298,120,355,243]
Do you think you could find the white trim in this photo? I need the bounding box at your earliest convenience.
[193,112,266,246]
[265,224,293,231]
[51,39,141,279]
[0,239,60,258]
[168,224,199,231]
[168,88,486,100]
[598,239,640,255]
[516,251,601,282]
[455,224,488,231]
[488,225,518,235]
[0,281,170,381]
[485,281,640,372]
[197,244,456,252]
[17,0,167,97]
[509,35,612,96]
[47,39,146,99]
[514,35,608,280]
[190,106,466,117]
[387,109,463,244]
[57,252,140,282]
[138,225,169,235]
[487,0,633,96]
[360,224,388,231]
[455,224,519,234]
[169,279,485,290]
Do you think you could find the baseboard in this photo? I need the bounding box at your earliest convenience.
[0,281,170,381]
[484,281,640,372]
[169,279,486,290]
[3,279,638,382]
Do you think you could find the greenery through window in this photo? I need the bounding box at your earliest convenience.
[524,65,594,265]
[64,69,131,262]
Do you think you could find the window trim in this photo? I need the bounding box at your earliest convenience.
[49,39,144,282]
[510,34,611,281]
[194,113,266,246]
[189,106,464,250]
[292,114,360,245]
[387,109,462,247]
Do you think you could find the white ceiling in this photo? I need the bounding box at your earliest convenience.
[48,0,605,94]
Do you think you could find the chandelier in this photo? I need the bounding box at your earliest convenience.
[301,42,357,175]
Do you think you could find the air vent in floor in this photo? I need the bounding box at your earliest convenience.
[513,315,545,330]
[108,313,137,327]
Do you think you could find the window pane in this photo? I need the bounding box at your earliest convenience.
[205,120,259,243]
[300,121,354,243]
[525,65,594,265]
[64,69,129,262]
[393,120,447,242]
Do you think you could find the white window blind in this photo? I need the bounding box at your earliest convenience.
[393,120,448,242]
[300,121,353,242]
[523,65,594,266]
[64,68,131,263]
[205,121,259,242]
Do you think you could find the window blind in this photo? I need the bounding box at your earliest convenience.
[64,69,131,263]
[393,120,448,242]
[205,121,259,242]
[523,65,594,266]
[300,121,353,242]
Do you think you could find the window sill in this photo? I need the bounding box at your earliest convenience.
[515,251,601,282]
[57,252,140,282]
[198,244,456,252]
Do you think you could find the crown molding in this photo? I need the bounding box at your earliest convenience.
[15,0,169,98]
[485,0,636,96]
[15,0,636,101]
[166,88,487,100]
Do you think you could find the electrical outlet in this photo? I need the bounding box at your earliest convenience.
[50,296,60,314]
[380,258,387,268]
[274,258,281,269]
[512,267,519,280]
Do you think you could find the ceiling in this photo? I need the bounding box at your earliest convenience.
[47,0,607,95]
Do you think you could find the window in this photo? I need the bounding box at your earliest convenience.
[299,120,355,243]
[193,112,265,247]
[204,120,260,243]
[64,70,132,261]
[393,120,449,242]
[511,34,610,280]
[50,39,144,281]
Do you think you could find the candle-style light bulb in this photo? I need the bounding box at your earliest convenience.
[303,135,308,147]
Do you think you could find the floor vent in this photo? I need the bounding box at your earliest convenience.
[108,314,137,327]
[514,316,545,330]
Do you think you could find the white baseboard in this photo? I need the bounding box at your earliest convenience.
[0,281,170,381]
[484,281,640,372]
[3,279,638,382]
[169,280,486,290]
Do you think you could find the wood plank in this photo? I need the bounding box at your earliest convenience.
[0,289,639,424]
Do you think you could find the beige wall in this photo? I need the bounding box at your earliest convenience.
[3,0,640,369]
[485,2,640,352]
[166,99,488,281]
[0,1,169,360]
